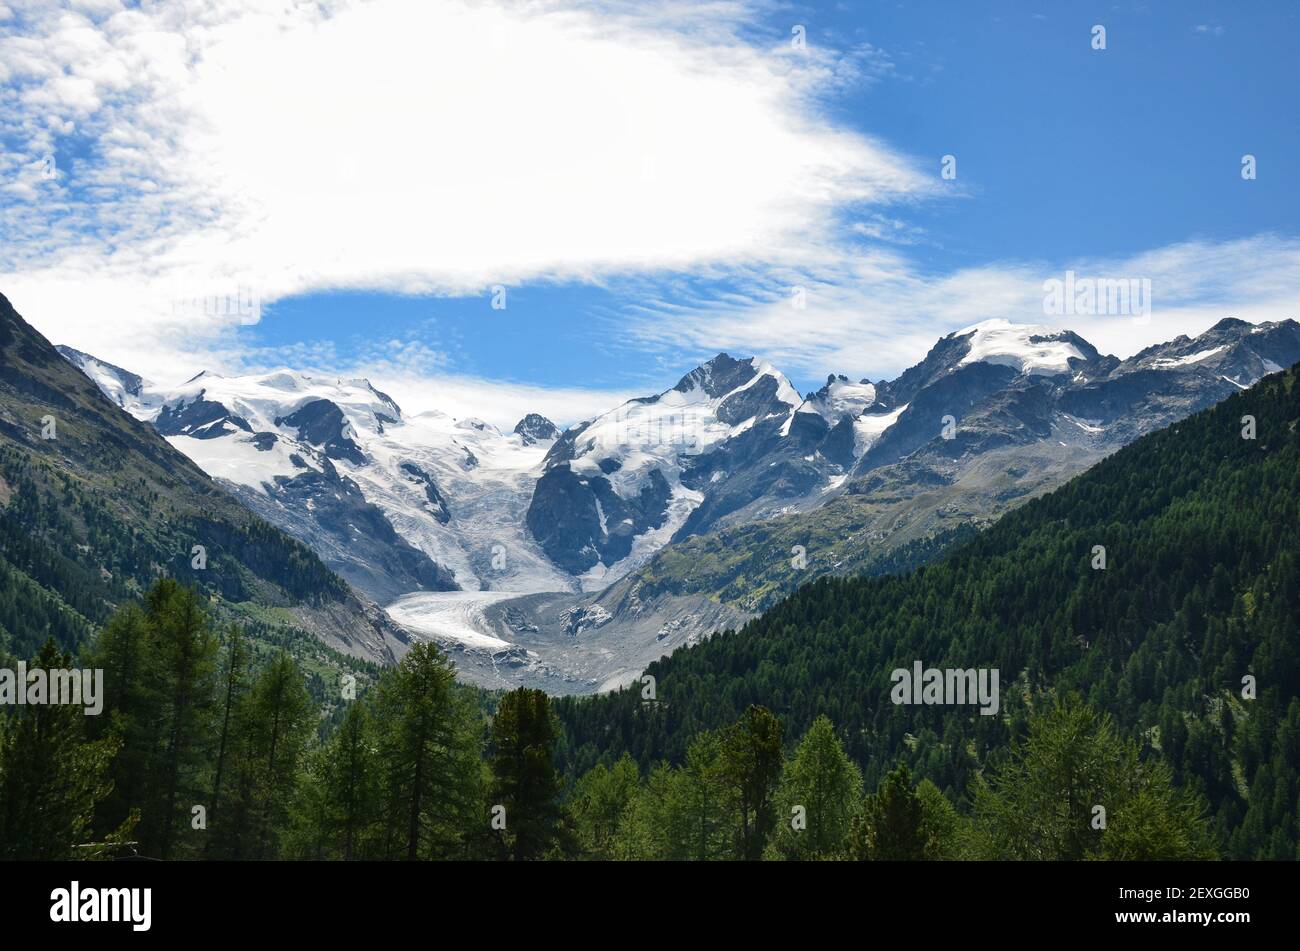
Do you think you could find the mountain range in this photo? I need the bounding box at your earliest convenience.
[55,308,1300,692]
[553,351,1300,860]
[0,293,408,676]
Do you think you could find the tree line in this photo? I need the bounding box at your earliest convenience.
[0,577,1212,861]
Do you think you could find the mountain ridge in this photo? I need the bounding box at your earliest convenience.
[0,292,408,666]
[625,314,1300,616]
[54,309,1300,692]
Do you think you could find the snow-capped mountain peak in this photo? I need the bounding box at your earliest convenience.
[1119,317,1300,386]
[552,353,801,470]
[797,373,879,423]
[669,353,801,407]
[57,316,1300,644]
[55,345,148,414]
[454,417,497,434]
[92,363,574,598]
[514,413,560,445]
[525,353,831,583]
[953,318,1095,376]
[143,368,404,439]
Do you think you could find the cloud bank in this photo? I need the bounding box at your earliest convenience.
[1,0,928,372]
[1,0,1296,415]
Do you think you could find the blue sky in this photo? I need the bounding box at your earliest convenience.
[2,0,1298,425]
[829,2,1297,261]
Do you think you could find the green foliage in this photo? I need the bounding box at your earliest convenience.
[719,704,783,860]
[81,602,152,836]
[292,703,383,860]
[5,343,1297,862]
[569,752,639,860]
[766,715,862,860]
[139,579,220,858]
[26,583,528,862]
[207,624,249,849]
[0,295,392,684]
[240,652,315,858]
[284,644,491,861]
[374,643,486,860]
[674,730,733,860]
[640,514,978,615]
[556,364,1300,858]
[490,687,570,860]
[914,779,963,860]
[967,696,1215,860]
[0,586,1228,863]
[0,640,119,859]
[853,763,930,860]
[79,579,220,859]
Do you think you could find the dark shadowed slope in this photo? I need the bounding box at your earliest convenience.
[0,292,407,665]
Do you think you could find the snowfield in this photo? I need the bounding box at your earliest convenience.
[340,408,573,594]
[853,403,908,455]
[1151,345,1227,368]
[957,318,1085,375]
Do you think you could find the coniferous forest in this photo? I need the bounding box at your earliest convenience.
[3,363,1297,862]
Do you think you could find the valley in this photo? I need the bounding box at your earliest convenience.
[57,314,1300,693]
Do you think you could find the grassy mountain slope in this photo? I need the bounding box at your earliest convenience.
[632,440,1100,614]
[0,292,407,667]
[557,362,1300,858]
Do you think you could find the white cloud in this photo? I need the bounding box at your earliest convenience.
[616,234,1300,382]
[359,371,639,431]
[1,0,929,374]
[234,331,639,428]
[4,0,1296,417]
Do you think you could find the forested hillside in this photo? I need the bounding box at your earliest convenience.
[0,577,1213,861]
[556,362,1300,859]
[0,292,407,668]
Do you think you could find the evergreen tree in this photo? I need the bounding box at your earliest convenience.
[853,763,929,860]
[719,705,783,860]
[374,643,483,860]
[81,601,151,837]
[569,752,639,860]
[677,731,733,860]
[552,366,1300,859]
[767,715,862,860]
[1099,786,1216,860]
[208,623,250,841]
[138,579,219,859]
[490,687,569,860]
[969,696,1215,860]
[0,640,120,859]
[609,763,691,860]
[244,651,314,858]
[915,779,965,860]
[296,701,382,860]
